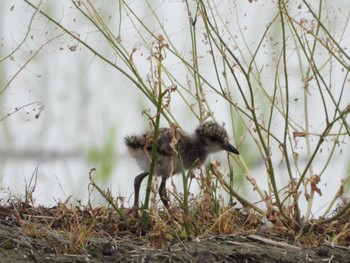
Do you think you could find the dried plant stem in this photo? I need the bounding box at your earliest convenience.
[320,175,350,220]
[212,165,264,215]
[88,169,126,221]
[318,201,350,225]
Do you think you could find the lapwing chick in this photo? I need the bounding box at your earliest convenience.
[125,121,239,208]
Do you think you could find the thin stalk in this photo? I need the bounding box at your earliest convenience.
[143,38,165,211]
[24,1,148,98]
[123,2,284,146]
[295,108,349,193]
[24,0,177,128]
[89,169,126,221]
[302,0,350,64]
[302,0,325,221]
[318,201,350,225]
[199,2,284,215]
[320,174,350,220]
[286,10,349,135]
[217,175,264,215]
[1,34,63,95]
[0,0,42,63]
[278,2,294,185]
[184,1,203,120]
[302,78,314,221]
[178,153,192,236]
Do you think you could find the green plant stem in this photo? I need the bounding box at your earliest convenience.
[24,0,175,126]
[302,0,350,66]
[277,0,296,223]
[318,201,350,225]
[321,174,350,220]
[294,108,349,193]
[178,154,192,236]
[198,1,290,221]
[220,179,264,215]
[142,40,165,211]
[302,0,324,222]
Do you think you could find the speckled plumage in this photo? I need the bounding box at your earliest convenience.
[125,121,239,208]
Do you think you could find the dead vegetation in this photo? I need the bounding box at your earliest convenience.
[0,168,349,262]
[0,188,349,260]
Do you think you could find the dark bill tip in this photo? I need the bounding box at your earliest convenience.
[222,143,240,155]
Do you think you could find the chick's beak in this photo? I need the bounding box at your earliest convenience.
[222,143,240,155]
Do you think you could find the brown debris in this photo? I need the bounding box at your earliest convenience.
[310,174,322,196]
[293,131,309,138]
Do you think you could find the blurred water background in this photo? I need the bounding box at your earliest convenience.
[0,1,349,217]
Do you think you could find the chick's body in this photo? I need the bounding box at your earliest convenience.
[125,121,239,208]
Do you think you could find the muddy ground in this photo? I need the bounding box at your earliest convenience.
[1,223,349,262]
[0,203,349,262]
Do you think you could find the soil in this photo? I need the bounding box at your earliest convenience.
[0,203,349,262]
[1,223,349,263]
[0,235,349,263]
